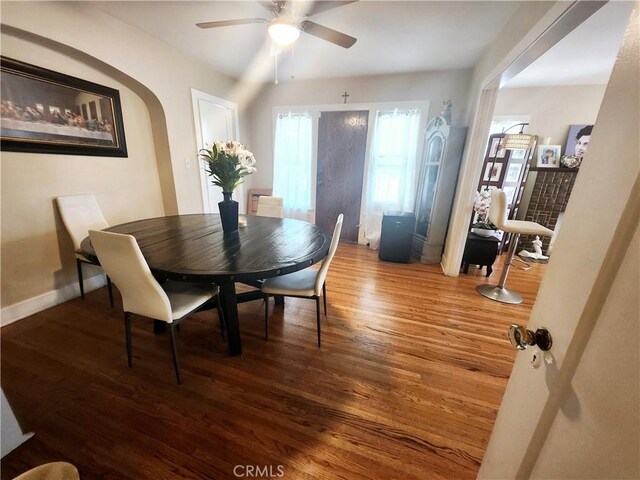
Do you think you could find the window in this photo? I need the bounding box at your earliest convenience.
[363,108,421,247]
[272,112,313,220]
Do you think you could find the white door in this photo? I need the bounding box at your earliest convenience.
[479,7,639,479]
[191,89,245,213]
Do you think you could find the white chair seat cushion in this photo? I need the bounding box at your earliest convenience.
[502,220,554,237]
[262,268,318,297]
[162,281,219,321]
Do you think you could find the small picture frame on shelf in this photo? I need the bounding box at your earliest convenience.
[483,162,503,182]
[505,163,523,182]
[536,145,561,168]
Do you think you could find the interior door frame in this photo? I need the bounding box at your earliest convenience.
[273,100,429,241]
[191,88,243,213]
[441,1,608,276]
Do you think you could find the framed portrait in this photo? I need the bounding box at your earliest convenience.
[505,162,523,182]
[503,186,517,204]
[489,137,506,158]
[564,124,593,157]
[1,56,128,157]
[536,145,561,168]
[510,149,527,160]
[482,162,503,182]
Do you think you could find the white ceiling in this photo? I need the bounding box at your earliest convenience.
[506,0,634,88]
[90,1,521,82]
[89,1,633,86]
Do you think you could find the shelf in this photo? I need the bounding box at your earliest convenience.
[529,167,580,172]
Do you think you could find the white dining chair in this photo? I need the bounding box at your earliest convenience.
[12,462,80,480]
[89,229,224,384]
[261,214,343,346]
[256,196,284,218]
[56,194,114,306]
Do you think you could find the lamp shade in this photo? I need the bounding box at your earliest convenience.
[504,133,537,150]
[268,22,300,46]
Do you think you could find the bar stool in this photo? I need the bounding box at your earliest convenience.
[477,190,553,304]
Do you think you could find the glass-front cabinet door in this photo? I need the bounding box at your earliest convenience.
[415,127,446,238]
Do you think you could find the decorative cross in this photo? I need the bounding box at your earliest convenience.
[341,91,350,104]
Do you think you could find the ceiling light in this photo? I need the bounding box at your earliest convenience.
[268,22,300,47]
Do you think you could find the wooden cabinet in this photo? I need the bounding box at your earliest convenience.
[412,113,467,263]
[247,189,272,215]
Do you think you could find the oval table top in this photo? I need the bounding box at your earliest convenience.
[80,214,330,283]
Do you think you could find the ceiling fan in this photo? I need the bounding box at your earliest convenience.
[196,1,358,48]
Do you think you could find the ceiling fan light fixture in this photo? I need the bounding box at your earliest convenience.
[268,22,300,46]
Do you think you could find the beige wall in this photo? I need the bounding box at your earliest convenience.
[0,1,256,313]
[1,1,251,215]
[495,85,606,148]
[245,69,473,190]
[495,84,606,219]
[1,34,164,308]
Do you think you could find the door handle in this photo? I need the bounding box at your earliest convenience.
[508,325,553,351]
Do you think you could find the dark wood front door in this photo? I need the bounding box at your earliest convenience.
[316,110,369,242]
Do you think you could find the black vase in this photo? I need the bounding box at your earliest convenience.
[218,191,238,233]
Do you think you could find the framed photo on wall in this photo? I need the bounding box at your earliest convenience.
[489,137,506,158]
[565,124,593,157]
[510,149,527,160]
[503,186,517,204]
[505,163,523,182]
[1,56,128,157]
[483,162,503,182]
[536,145,561,168]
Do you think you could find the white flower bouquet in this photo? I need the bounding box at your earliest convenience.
[199,141,257,193]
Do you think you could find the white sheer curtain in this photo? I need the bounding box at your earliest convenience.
[363,109,421,249]
[273,112,313,220]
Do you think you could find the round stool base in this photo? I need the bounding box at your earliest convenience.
[477,284,523,304]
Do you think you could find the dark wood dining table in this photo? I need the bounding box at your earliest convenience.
[80,214,329,356]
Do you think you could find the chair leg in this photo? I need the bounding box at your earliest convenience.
[76,259,85,299]
[315,297,321,348]
[106,275,114,307]
[477,233,523,304]
[264,295,269,341]
[124,312,133,367]
[169,324,182,385]
[322,282,327,316]
[216,297,226,343]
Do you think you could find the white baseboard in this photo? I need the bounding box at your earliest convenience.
[440,252,459,277]
[1,274,107,327]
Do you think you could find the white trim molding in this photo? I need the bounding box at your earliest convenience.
[1,274,108,327]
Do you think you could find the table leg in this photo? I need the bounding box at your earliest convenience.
[220,280,242,356]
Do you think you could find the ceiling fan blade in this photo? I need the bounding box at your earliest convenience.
[257,1,278,13]
[197,18,268,29]
[301,20,357,48]
[306,1,358,16]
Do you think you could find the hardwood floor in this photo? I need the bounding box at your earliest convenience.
[1,244,545,479]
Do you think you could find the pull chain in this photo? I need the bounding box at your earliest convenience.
[274,53,279,85]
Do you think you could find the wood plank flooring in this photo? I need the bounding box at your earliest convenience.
[1,244,545,479]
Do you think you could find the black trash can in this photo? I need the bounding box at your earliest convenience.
[379,212,416,263]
